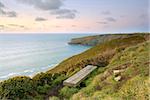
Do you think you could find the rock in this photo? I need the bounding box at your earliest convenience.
[114,76,121,81]
[113,69,124,74]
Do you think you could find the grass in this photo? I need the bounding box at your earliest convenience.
[71,40,150,100]
[48,35,146,76]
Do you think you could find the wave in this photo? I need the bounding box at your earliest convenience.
[23,69,34,73]
[41,63,58,70]
[0,63,58,80]
[0,45,67,61]
[0,72,20,79]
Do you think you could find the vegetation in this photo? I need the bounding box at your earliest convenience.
[0,76,35,100]
[72,41,150,100]
[0,33,149,100]
[68,33,149,46]
[48,34,147,75]
[59,86,79,99]
[0,73,66,99]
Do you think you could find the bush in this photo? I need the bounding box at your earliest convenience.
[59,86,79,99]
[0,76,35,100]
[33,72,52,86]
[37,84,51,94]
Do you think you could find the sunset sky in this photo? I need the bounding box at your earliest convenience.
[0,0,149,33]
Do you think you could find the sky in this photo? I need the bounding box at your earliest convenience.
[0,0,149,33]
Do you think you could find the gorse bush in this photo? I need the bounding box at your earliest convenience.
[0,76,35,100]
[59,86,79,99]
[32,72,52,86]
[0,73,66,99]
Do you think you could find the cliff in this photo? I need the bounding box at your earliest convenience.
[68,33,149,46]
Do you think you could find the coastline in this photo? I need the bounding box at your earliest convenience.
[0,33,149,100]
[0,63,59,81]
[0,34,90,81]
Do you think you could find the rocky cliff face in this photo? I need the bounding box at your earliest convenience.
[68,33,149,46]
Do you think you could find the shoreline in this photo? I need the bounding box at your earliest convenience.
[0,63,59,82]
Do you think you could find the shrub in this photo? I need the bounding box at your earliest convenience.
[0,76,35,100]
[37,84,51,94]
[59,86,79,99]
[33,72,52,86]
[52,74,66,86]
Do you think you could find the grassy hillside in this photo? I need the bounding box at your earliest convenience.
[48,34,147,75]
[0,33,149,100]
[71,40,149,100]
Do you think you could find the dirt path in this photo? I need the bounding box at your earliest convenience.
[45,83,64,100]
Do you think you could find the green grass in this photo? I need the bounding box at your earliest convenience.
[48,35,146,75]
[71,41,150,100]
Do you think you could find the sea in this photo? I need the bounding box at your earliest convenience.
[0,34,91,81]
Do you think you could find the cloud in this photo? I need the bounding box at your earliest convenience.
[97,22,108,24]
[0,25,7,30]
[105,17,116,22]
[35,17,47,21]
[0,2,5,8]
[97,17,117,26]
[6,11,17,17]
[16,0,63,10]
[51,9,77,19]
[55,25,62,28]
[0,2,5,14]
[8,24,25,28]
[0,1,17,17]
[139,13,148,19]
[0,24,27,31]
[72,25,76,27]
[101,11,111,15]
[16,0,78,19]
[0,10,17,17]
[0,25,5,29]
[120,15,126,18]
[97,17,116,26]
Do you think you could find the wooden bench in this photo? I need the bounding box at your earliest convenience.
[63,65,97,87]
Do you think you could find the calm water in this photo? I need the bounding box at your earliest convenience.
[0,34,91,80]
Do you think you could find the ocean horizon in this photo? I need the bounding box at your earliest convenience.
[0,34,91,80]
